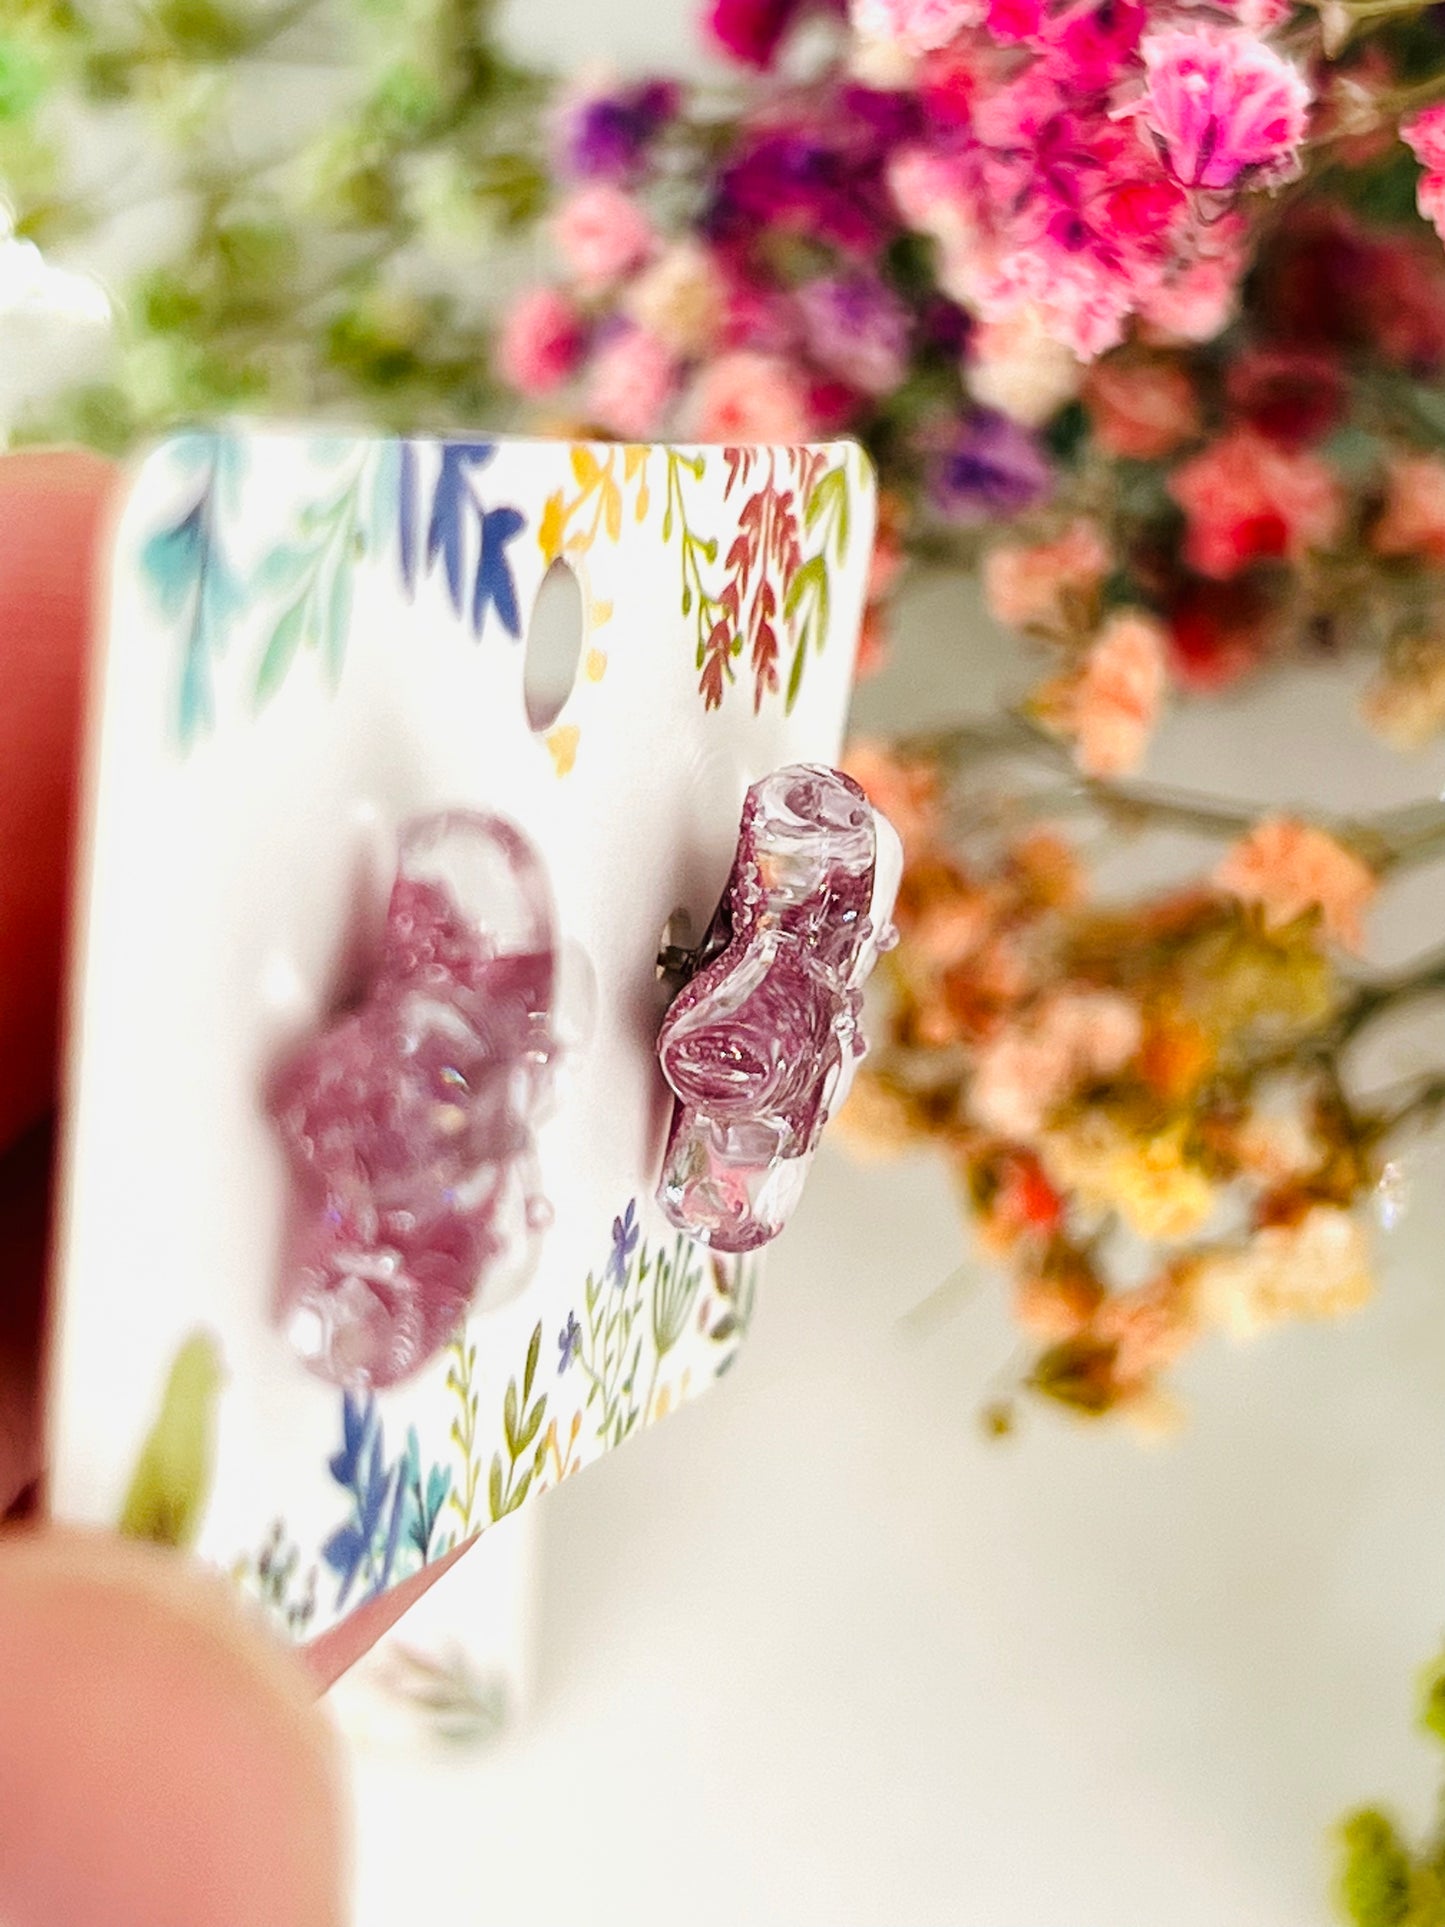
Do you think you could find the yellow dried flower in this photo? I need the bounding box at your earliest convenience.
[1041,1113,1216,1242]
[1190,1206,1373,1338]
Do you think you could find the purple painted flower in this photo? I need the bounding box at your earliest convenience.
[797,272,910,396]
[557,78,681,184]
[607,1199,641,1287]
[558,1310,582,1373]
[928,409,1053,524]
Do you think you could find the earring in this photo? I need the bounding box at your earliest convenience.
[655,764,902,1253]
[269,811,560,1389]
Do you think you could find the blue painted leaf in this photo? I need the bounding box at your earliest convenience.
[425,443,498,615]
[368,440,402,557]
[376,1456,411,1596]
[255,543,312,594]
[359,1427,390,1538]
[328,1391,373,1489]
[255,597,309,705]
[426,1464,451,1525]
[323,1523,369,1610]
[474,506,525,638]
[141,508,205,618]
[323,554,353,683]
[398,442,419,596]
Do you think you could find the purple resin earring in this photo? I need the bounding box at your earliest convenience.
[655,764,903,1253]
[268,811,560,1389]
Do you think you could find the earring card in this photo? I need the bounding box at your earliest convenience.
[46,428,875,1654]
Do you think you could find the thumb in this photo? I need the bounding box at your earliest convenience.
[0,1529,348,1927]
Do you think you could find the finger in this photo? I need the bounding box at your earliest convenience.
[0,1528,347,1927]
[304,1531,477,1694]
[0,1122,53,1516]
[0,449,118,1152]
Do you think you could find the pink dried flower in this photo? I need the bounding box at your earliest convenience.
[586,326,679,439]
[970,990,1142,1140]
[1169,429,1343,579]
[1068,612,1168,778]
[624,241,725,358]
[1214,817,1377,952]
[1138,238,1246,342]
[1417,171,1445,245]
[1140,27,1311,191]
[852,0,980,51]
[552,184,655,294]
[691,351,813,443]
[496,288,585,398]
[1403,102,1445,173]
[1084,356,1201,460]
[1204,0,1292,27]
[984,521,1111,631]
[1372,454,1445,564]
[1399,98,1445,235]
[969,309,1082,426]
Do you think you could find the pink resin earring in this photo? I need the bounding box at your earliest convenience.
[655,764,902,1253]
[268,811,560,1389]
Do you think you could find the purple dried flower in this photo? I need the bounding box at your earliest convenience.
[797,272,911,396]
[558,78,681,184]
[928,409,1053,524]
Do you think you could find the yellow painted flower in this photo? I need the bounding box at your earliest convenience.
[538,489,566,565]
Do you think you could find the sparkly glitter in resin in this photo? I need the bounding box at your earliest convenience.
[656,765,902,1253]
[269,813,559,1388]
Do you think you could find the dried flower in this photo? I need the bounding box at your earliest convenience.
[586,325,679,438]
[1214,817,1377,952]
[1362,637,1445,750]
[552,184,655,294]
[1191,1206,1373,1336]
[1084,355,1201,460]
[1058,611,1169,779]
[929,409,1052,524]
[852,0,981,52]
[496,288,585,397]
[970,990,1142,1139]
[968,308,1083,427]
[624,242,725,359]
[1169,429,1343,579]
[1139,27,1311,192]
[1372,455,1445,565]
[691,351,813,443]
[984,521,1111,633]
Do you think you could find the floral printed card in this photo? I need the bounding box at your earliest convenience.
[47,429,874,1666]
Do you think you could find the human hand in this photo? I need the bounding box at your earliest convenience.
[0,452,356,1927]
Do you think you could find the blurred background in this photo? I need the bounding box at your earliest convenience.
[11,0,1445,1919]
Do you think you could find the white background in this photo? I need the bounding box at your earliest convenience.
[343,5,1445,1922]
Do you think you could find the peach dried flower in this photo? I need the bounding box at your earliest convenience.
[1214,816,1376,952]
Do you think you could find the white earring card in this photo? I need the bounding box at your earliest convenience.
[46,429,875,1660]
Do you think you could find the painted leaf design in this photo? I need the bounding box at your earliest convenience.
[254,597,308,701]
[117,1330,223,1550]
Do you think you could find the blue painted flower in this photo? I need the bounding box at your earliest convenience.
[557,1310,582,1373]
[607,1199,640,1288]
